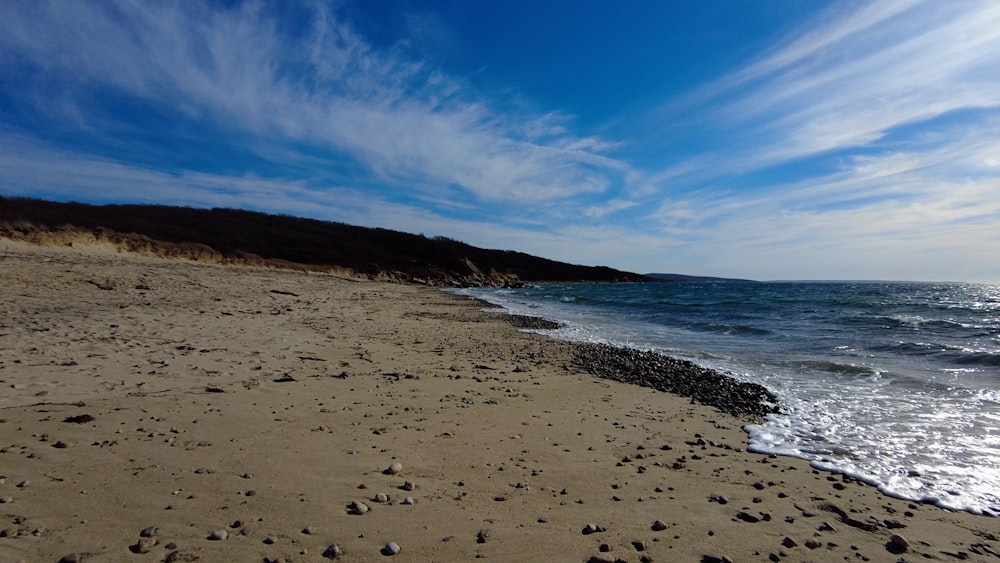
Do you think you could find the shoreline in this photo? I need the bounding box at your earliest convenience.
[1,240,997,562]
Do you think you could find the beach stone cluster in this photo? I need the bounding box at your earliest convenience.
[572,342,779,419]
[502,314,563,330]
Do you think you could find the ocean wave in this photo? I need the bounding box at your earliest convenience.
[875,341,1000,367]
[799,360,880,377]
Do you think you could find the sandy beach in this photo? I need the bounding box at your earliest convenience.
[1,240,997,562]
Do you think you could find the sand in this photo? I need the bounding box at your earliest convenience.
[1,239,997,562]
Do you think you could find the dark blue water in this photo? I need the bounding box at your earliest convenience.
[451,281,1000,515]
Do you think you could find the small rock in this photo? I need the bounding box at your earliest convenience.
[599,543,611,552]
[0,497,13,504]
[582,523,605,535]
[52,440,73,449]
[140,526,157,538]
[131,536,157,553]
[401,496,414,505]
[402,481,415,491]
[702,555,734,563]
[632,540,647,551]
[889,534,909,552]
[58,554,81,563]
[384,462,403,475]
[381,541,401,556]
[193,467,209,474]
[263,535,276,544]
[373,493,389,503]
[322,544,344,558]
[302,526,315,535]
[476,529,490,544]
[348,500,370,515]
[805,539,822,549]
[781,537,798,548]
[63,414,95,424]
[652,520,668,531]
[736,511,760,523]
[207,529,228,541]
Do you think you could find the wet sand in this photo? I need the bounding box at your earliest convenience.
[1,240,997,562]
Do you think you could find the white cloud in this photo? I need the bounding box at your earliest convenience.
[0,1,624,204]
[583,199,638,219]
[653,1,1000,177]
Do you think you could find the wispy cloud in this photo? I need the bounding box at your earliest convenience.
[0,1,623,204]
[649,0,1000,179]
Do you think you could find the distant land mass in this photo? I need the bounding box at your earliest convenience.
[0,197,655,286]
[645,273,757,283]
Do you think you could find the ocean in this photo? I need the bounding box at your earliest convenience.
[449,281,1000,516]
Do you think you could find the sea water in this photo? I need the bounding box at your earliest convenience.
[449,281,1000,516]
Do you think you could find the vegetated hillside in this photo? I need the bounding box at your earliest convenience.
[0,197,653,286]
[645,273,757,283]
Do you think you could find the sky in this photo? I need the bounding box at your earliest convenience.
[1,1,999,282]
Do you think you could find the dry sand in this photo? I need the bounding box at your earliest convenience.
[1,240,997,562]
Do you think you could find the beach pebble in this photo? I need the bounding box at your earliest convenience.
[373,492,389,503]
[347,500,370,515]
[702,556,734,563]
[402,480,415,491]
[781,537,798,548]
[582,523,605,535]
[805,539,822,549]
[384,462,403,475]
[302,526,316,535]
[651,520,668,531]
[322,544,344,558]
[401,496,414,505]
[52,440,73,449]
[263,535,276,544]
[476,529,491,543]
[58,554,81,563]
[889,534,910,552]
[131,536,157,553]
[140,526,157,538]
[0,497,12,504]
[381,542,401,556]
[207,529,228,541]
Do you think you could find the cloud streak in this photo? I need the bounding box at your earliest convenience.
[0,1,622,205]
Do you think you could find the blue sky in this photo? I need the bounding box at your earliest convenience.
[2,1,999,282]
